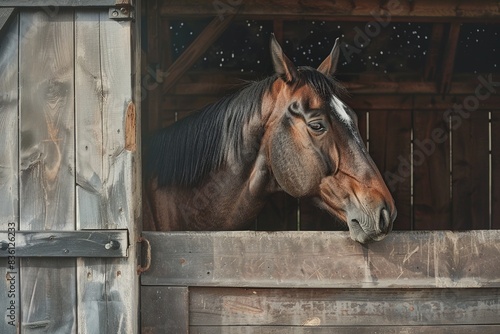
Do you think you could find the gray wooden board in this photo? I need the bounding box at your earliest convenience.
[141,286,189,334]
[189,325,500,334]
[190,287,500,326]
[75,9,140,334]
[0,8,14,33]
[92,10,140,334]
[75,10,108,334]
[19,9,76,333]
[142,230,500,288]
[0,230,128,257]
[0,13,19,333]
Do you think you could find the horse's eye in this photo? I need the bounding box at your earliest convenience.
[308,122,326,133]
[288,101,301,115]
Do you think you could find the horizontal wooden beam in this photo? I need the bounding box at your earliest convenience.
[142,230,500,288]
[167,72,500,96]
[0,0,130,7]
[189,325,500,334]
[0,230,129,257]
[189,287,500,327]
[159,0,500,21]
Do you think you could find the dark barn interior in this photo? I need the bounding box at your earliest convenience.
[142,0,500,232]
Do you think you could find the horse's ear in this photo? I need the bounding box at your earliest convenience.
[317,38,341,76]
[270,33,298,83]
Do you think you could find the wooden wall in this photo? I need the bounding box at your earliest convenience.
[141,230,500,333]
[0,8,140,333]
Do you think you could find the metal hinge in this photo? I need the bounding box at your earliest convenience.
[109,6,134,21]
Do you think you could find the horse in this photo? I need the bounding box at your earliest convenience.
[143,34,397,244]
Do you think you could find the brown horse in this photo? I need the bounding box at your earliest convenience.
[144,35,396,243]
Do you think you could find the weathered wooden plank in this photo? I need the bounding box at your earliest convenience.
[141,286,189,334]
[0,230,128,257]
[168,72,494,96]
[190,325,500,334]
[0,8,15,33]
[74,11,108,334]
[190,287,500,326]
[0,0,126,6]
[0,14,19,333]
[452,111,490,229]
[19,9,76,333]
[142,230,500,288]
[424,23,445,81]
[98,10,140,334]
[161,93,500,117]
[492,111,500,229]
[159,0,500,20]
[370,110,412,230]
[413,110,451,230]
[439,23,461,95]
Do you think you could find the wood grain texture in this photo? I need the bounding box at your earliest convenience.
[190,287,500,326]
[98,10,141,334]
[0,8,15,34]
[370,110,412,230]
[74,13,107,333]
[413,110,451,230]
[141,287,189,334]
[189,325,500,334]
[0,14,19,334]
[452,110,490,229]
[142,230,500,288]
[158,0,500,19]
[19,10,76,333]
[0,230,127,257]
[76,10,140,334]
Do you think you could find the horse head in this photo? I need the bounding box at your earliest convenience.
[264,35,397,243]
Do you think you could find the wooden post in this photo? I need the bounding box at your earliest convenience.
[0,14,19,334]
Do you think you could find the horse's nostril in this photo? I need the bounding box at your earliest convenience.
[378,208,391,234]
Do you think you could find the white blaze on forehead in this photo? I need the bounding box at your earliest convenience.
[330,96,352,125]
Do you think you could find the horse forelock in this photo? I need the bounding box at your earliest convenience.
[147,76,276,188]
[295,66,346,100]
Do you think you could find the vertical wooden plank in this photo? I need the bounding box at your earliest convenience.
[141,287,189,334]
[75,10,106,334]
[491,111,500,229]
[413,110,451,230]
[370,110,412,230]
[99,11,140,333]
[452,111,489,230]
[19,9,76,333]
[0,14,19,334]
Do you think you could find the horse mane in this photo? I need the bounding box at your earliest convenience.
[147,75,276,187]
[146,67,346,188]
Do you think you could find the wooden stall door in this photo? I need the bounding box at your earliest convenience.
[0,7,140,333]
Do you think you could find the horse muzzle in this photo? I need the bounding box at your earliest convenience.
[347,205,396,244]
